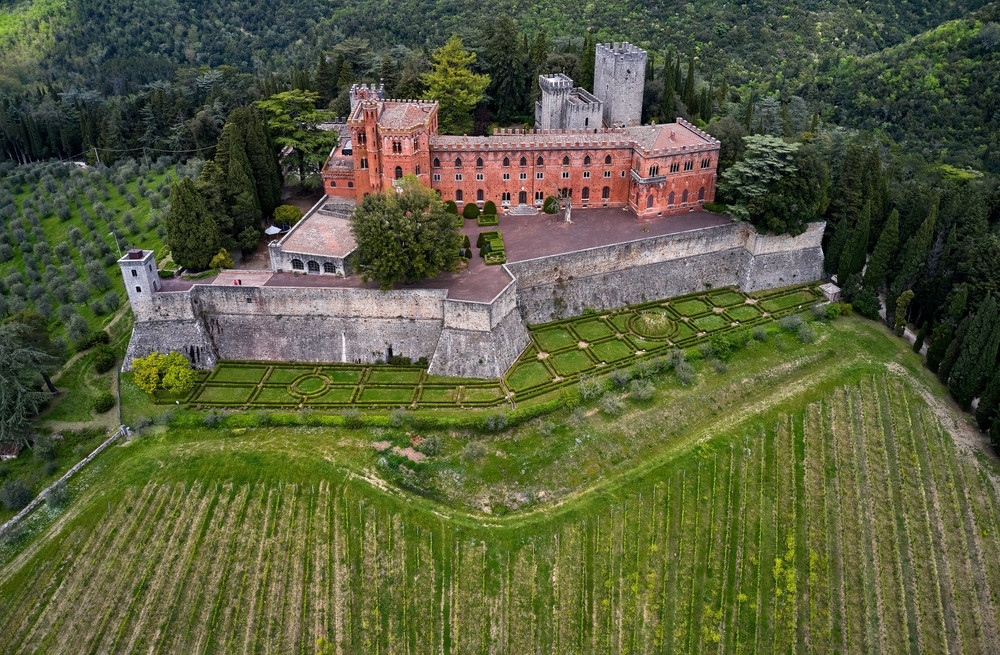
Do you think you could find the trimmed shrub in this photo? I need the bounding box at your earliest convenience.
[462,234,471,249]
[444,200,458,215]
[542,196,559,214]
[274,204,304,227]
[483,200,497,215]
[93,392,115,413]
[93,346,116,374]
[462,203,480,219]
[477,213,499,227]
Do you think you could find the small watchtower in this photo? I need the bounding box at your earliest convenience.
[536,73,574,130]
[118,249,160,319]
[594,42,647,127]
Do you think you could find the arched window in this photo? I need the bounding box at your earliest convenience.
[602,186,610,199]
[329,180,336,187]
[454,157,462,168]
[604,154,612,165]
[668,192,675,206]
[649,165,659,176]
[698,187,705,201]
[415,165,421,175]
[562,155,570,166]
[291,259,304,270]
[455,190,463,202]
[394,166,403,180]
[477,189,484,201]
[323,262,335,274]
[307,260,320,273]
[503,156,510,167]
[584,155,591,166]
[682,189,689,204]
[581,187,590,200]
[476,157,484,168]
[347,181,354,188]
[519,156,527,167]
[646,195,654,209]
[536,156,544,166]
[433,157,440,168]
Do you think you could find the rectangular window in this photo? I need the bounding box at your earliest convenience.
[604,170,611,178]
[519,172,527,181]
[131,270,137,277]
[502,173,510,181]
[476,173,484,181]
[455,174,463,181]
[561,171,570,179]
[536,172,544,180]
[360,158,368,169]
[502,192,511,202]
[583,171,590,179]
[135,286,141,293]
[433,174,441,181]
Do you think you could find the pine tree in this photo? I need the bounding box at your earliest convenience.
[862,208,898,291]
[379,55,400,97]
[947,295,1000,408]
[315,53,337,107]
[422,36,491,134]
[838,200,870,281]
[167,178,222,270]
[529,32,549,68]
[682,55,696,112]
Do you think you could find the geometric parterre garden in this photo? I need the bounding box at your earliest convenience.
[4,373,1000,653]
[179,283,824,411]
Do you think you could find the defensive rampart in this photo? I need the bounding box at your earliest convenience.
[123,221,825,379]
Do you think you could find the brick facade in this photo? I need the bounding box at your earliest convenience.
[322,95,719,218]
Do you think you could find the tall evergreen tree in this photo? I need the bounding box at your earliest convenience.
[744,90,754,131]
[891,200,937,292]
[486,17,528,123]
[937,313,970,384]
[838,200,870,280]
[315,53,337,107]
[226,134,261,236]
[579,36,595,90]
[243,107,283,217]
[862,208,898,291]
[948,295,1000,407]
[422,36,491,134]
[925,322,954,373]
[167,178,222,270]
[824,211,852,273]
[975,369,1000,436]
[661,51,676,121]
[379,55,400,97]
[682,55,696,112]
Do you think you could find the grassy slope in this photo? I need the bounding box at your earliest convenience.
[1,315,999,652]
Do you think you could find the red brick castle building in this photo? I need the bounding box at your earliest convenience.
[322,43,720,218]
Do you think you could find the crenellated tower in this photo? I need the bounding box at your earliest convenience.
[594,42,647,127]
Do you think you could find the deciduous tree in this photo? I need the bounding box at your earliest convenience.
[256,90,338,187]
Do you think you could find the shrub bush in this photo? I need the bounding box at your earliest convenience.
[483,200,497,215]
[579,375,605,400]
[462,203,480,219]
[484,413,509,432]
[417,435,443,456]
[610,368,631,389]
[675,359,695,386]
[463,440,487,461]
[629,379,654,402]
[93,392,115,413]
[600,393,625,415]
[797,323,817,344]
[752,325,769,341]
[444,200,458,215]
[477,213,499,227]
[542,196,559,214]
[47,480,69,507]
[342,407,362,428]
[0,479,32,511]
[778,314,803,332]
[702,201,727,213]
[92,345,116,373]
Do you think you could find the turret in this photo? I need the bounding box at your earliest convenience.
[118,249,160,320]
[594,42,647,127]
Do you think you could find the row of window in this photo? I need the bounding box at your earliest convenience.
[427,154,713,171]
[290,259,338,273]
[442,186,706,205]
[429,169,621,182]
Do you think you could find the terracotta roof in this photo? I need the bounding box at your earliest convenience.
[278,208,357,259]
[378,102,436,130]
[625,122,718,153]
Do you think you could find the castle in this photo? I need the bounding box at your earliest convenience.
[118,42,826,380]
[321,42,717,220]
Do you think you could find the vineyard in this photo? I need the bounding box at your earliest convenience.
[3,373,1000,654]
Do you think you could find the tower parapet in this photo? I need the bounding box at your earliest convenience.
[117,249,160,321]
[594,42,647,127]
[349,82,386,110]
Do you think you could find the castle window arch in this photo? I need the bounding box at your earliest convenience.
[602,186,610,199]
[649,164,659,177]
[581,187,590,200]
[536,156,544,166]
[584,155,591,166]
[476,157,484,168]
[456,189,463,202]
[562,155,570,166]
[477,189,484,202]
[520,156,527,167]
[604,154,612,165]
[698,187,705,201]
[415,165,421,175]
[455,157,462,168]
[433,157,440,168]
[684,160,694,171]
[646,195,654,209]
[682,189,689,204]
[394,166,403,180]
[668,191,675,206]
[291,259,304,270]
[323,262,335,274]
[307,260,320,273]
[503,156,510,167]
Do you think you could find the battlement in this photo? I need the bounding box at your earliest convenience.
[596,42,647,60]
[539,73,574,93]
[594,42,647,128]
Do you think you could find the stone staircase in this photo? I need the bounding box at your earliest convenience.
[506,203,539,216]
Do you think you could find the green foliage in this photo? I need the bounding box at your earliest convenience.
[0,323,55,446]
[894,290,914,337]
[483,200,497,215]
[350,176,462,290]
[862,209,898,291]
[0,479,32,511]
[947,295,1000,408]
[838,201,870,282]
[422,36,490,134]
[462,203,480,219]
[92,345,116,374]
[132,351,194,395]
[92,392,115,413]
[274,204,304,226]
[542,196,559,214]
[167,178,221,270]
[209,248,234,270]
[255,90,338,187]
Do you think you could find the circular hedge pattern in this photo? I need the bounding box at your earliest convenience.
[630,310,677,339]
[291,374,329,397]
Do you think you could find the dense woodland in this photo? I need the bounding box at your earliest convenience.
[2,1,1000,444]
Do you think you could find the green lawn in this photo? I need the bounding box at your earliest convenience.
[419,386,460,404]
[692,314,731,332]
[461,385,506,403]
[211,365,269,384]
[726,304,763,322]
[505,360,554,391]
[366,369,423,385]
[322,367,365,384]
[266,367,314,384]
[292,375,327,395]
[534,326,578,352]
[312,386,357,404]
[630,309,676,338]
[550,349,594,376]
[357,386,415,404]
[194,385,256,404]
[572,319,615,341]
[254,386,302,405]
[760,290,819,312]
[590,338,635,363]
[708,290,746,307]
[671,298,712,317]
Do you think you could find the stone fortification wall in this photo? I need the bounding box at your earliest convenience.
[123,318,217,370]
[740,222,826,292]
[192,285,446,320]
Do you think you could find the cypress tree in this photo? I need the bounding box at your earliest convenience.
[862,208,898,291]
[379,55,400,97]
[925,322,954,373]
[947,295,1000,408]
[975,370,1000,435]
[892,200,937,291]
[673,54,682,93]
[781,102,793,137]
[244,107,283,217]
[316,53,336,107]
[824,210,852,274]
[227,134,261,237]
[661,51,675,121]
[937,314,970,384]
[167,178,221,270]
[579,36,595,90]
[682,55,696,112]
[744,91,754,131]
[838,201,870,281]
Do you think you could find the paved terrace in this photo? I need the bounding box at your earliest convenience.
[157,208,732,302]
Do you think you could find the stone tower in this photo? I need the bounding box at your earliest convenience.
[593,42,647,127]
[536,74,573,130]
[118,249,160,320]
